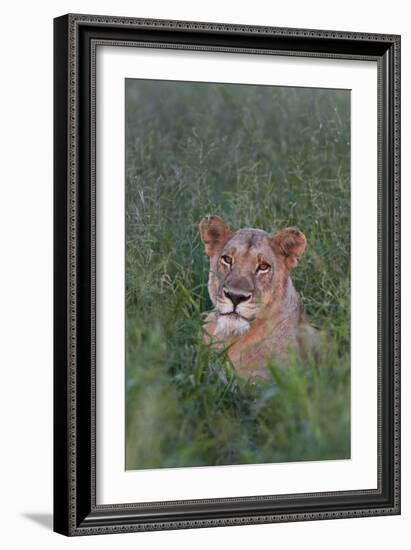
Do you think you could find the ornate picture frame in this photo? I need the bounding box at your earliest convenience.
[53,13,400,536]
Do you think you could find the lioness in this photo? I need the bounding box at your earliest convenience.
[200,215,315,381]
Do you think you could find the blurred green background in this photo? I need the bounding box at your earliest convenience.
[125,79,351,470]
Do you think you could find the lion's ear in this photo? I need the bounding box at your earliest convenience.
[272,227,307,269]
[199,215,232,257]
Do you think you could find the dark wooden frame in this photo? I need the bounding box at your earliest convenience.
[54,13,401,536]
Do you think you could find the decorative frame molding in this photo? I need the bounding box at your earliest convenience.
[54,13,400,536]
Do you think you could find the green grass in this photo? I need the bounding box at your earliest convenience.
[125,79,351,470]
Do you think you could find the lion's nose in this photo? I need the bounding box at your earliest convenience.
[224,290,251,307]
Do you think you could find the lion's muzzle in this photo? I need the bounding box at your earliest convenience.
[223,289,251,309]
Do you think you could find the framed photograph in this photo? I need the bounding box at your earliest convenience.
[53,14,401,536]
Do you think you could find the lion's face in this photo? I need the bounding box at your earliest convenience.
[210,229,279,334]
[200,216,306,336]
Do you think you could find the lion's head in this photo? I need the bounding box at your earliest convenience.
[199,215,306,336]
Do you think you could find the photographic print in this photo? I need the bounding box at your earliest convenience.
[125,79,351,470]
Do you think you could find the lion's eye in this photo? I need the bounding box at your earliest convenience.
[257,262,270,273]
[221,255,232,266]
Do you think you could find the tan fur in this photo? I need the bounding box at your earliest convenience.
[199,215,314,382]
